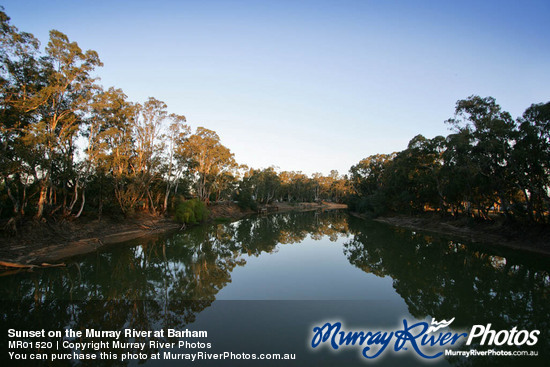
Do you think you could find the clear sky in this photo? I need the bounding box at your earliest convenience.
[2,0,549,176]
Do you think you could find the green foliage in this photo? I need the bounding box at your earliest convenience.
[174,198,209,224]
[235,187,258,211]
[348,96,550,224]
[346,191,387,218]
[215,217,232,224]
[177,127,237,203]
[0,5,349,227]
[1,5,548,230]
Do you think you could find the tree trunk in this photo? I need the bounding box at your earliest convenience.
[21,184,27,216]
[68,181,79,212]
[98,176,103,221]
[163,183,171,214]
[75,189,85,218]
[35,184,48,220]
[148,190,156,215]
[521,188,534,222]
[5,183,20,215]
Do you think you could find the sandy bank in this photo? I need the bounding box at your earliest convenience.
[361,214,550,256]
[0,202,347,269]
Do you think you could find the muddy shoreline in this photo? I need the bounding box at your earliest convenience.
[2,204,548,272]
[0,202,347,268]
[356,213,550,256]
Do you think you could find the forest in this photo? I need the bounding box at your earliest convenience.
[1,7,549,235]
[0,9,349,232]
[348,96,550,224]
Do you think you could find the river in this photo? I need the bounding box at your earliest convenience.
[1,211,548,366]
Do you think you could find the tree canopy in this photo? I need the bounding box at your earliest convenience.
[348,95,550,224]
[0,8,349,231]
[1,8,547,232]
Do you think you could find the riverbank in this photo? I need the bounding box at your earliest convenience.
[357,213,550,256]
[0,201,347,268]
[0,214,181,269]
[208,201,347,221]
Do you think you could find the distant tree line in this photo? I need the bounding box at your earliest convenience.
[0,9,348,232]
[235,168,349,211]
[348,95,550,224]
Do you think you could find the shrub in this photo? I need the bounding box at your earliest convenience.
[175,198,209,224]
[346,192,388,218]
[235,190,258,211]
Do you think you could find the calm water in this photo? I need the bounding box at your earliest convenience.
[1,211,549,366]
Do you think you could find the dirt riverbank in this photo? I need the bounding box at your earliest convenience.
[363,213,550,256]
[0,201,347,268]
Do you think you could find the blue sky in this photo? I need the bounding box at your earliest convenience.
[3,0,549,175]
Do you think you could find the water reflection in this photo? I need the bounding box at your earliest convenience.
[0,211,349,301]
[344,217,549,329]
[344,216,549,365]
[0,211,548,366]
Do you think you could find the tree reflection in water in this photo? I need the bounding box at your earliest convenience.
[344,216,550,365]
[0,211,548,366]
[0,211,349,365]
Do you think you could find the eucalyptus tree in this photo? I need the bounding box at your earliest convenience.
[328,171,350,203]
[132,97,169,213]
[441,129,477,216]
[349,154,394,197]
[163,113,190,212]
[513,102,550,223]
[311,173,327,202]
[281,171,313,202]
[277,171,294,202]
[310,170,349,203]
[0,8,42,223]
[248,167,280,204]
[347,154,394,214]
[402,135,446,212]
[86,87,137,217]
[445,96,518,219]
[21,30,102,219]
[177,127,237,203]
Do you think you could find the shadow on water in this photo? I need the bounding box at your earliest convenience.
[0,211,548,366]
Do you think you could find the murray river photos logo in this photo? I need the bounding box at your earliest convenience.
[310,318,540,360]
